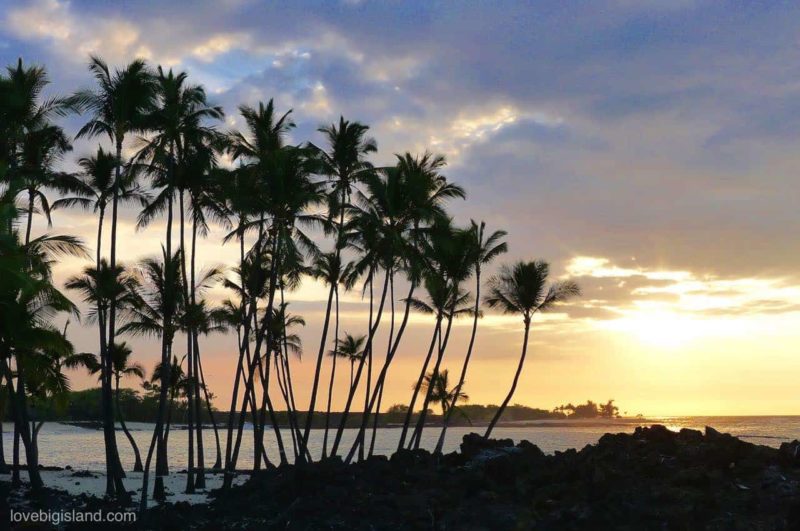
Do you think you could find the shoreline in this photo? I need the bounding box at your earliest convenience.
[4,424,800,529]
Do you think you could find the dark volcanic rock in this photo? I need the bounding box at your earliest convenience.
[6,425,800,530]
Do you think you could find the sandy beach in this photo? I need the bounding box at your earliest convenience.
[1,469,247,508]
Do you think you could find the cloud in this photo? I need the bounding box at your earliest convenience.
[5,1,800,413]
[561,255,800,348]
[6,0,149,64]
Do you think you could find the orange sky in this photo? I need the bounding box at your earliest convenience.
[6,0,800,417]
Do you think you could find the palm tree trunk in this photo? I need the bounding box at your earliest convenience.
[188,216,207,486]
[195,344,221,469]
[345,280,416,464]
[222,232,248,487]
[300,271,337,459]
[257,350,287,465]
[116,376,143,471]
[277,285,304,460]
[322,287,339,458]
[279,299,309,462]
[24,189,34,246]
[485,319,531,439]
[0,394,7,473]
[230,231,283,473]
[164,389,175,462]
[410,312,455,449]
[179,193,196,494]
[104,139,128,501]
[358,276,374,461]
[12,422,20,486]
[250,217,270,469]
[435,268,481,454]
[274,354,298,459]
[301,192,349,459]
[369,272,394,456]
[330,271,390,457]
[0,355,43,489]
[142,164,175,507]
[397,313,442,451]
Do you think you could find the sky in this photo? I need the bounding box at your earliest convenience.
[2,0,800,416]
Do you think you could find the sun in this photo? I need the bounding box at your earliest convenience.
[600,310,707,349]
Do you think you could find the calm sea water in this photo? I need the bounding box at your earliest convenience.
[2,417,798,471]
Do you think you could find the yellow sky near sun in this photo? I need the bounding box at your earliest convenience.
[42,192,800,417]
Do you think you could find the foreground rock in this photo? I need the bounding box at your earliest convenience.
[5,425,800,529]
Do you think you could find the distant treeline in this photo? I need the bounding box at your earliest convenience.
[5,388,621,427]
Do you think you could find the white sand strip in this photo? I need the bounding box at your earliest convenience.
[1,469,248,508]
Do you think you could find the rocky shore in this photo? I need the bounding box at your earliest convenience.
[4,425,800,530]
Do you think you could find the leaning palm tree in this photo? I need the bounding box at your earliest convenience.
[342,153,465,462]
[71,55,156,501]
[223,100,302,479]
[223,132,323,478]
[483,261,581,438]
[434,221,507,454]
[407,222,475,450]
[302,118,376,457]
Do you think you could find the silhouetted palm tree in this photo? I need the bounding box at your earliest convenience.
[302,118,376,458]
[121,247,183,504]
[483,261,581,438]
[434,221,506,454]
[71,55,156,501]
[0,193,86,490]
[223,100,323,479]
[76,342,146,471]
[344,153,464,462]
[150,355,187,461]
[420,369,468,418]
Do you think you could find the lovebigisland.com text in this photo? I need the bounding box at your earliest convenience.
[10,509,137,526]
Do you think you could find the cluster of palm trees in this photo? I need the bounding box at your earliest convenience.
[0,55,580,507]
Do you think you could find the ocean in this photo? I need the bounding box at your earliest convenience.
[2,416,798,471]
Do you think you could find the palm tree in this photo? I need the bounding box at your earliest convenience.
[401,220,474,450]
[15,124,77,245]
[302,118,376,457]
[332,333,366,390]
[120,247,183,503]
[309,252,356,457]
[52,147,148,266]
[483,261,581,438]
[343,153,465,462]
[1,59,75,215]
[263,302,306,460]
[223,102,323,478]
[420,369,468,419]
[150,355,187,456]
[223,100,297,477]
[133,65,222,498]
[0,194,86,489]
[434,221,506,454]
[183,142,227,484]
[71,55,156,501]
[77,342,146,471]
